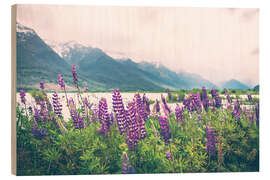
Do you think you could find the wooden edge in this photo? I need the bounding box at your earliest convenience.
[11,4,17,176]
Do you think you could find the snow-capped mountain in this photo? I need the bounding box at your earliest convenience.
[44,40,91,58]
[16,22,37,41]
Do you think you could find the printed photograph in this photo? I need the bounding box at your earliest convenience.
[14,4,259,175]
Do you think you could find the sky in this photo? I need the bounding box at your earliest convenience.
[16,5,259,86]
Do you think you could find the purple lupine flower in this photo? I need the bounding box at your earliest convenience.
[247,94,252,101]
[40,82,45,90]
[84,97,91,109]
[175,104,184,126]
[57,74,65,89]
[211,88,222,108]
[233,100,241,121]
[19,89,26,104]
[52,91,63,117]
[255,103,259,126]
[98,98,111,136]
[71,64,78,87]
[142,93,147,105]
[69,97,84,129]
[126,101,139,151]
[206,124,216,155]
[112,89,127,134]
[145,98,150,114]
[191,93,202,113]
[202,87,209,112]
[156,99,160,113]
[167,88,172,101]
[161,94,171,114]
[158,116,171,145]
[31,127,47,140]
[226,94,232,104]
[165,151,172,160]
[31,121,47,140]
[33,107,41,122]
[122,152,135,174]
[134,93,147,139]
[39,100,48,123]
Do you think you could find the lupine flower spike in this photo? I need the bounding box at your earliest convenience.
[206,122,216,155]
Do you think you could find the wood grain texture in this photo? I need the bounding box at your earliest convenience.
[11,4,17,175]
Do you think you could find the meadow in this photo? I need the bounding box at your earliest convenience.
[16,65,259,175]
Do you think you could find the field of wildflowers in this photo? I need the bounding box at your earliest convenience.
[16,65,259,175]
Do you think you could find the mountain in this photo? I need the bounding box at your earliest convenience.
[222,79,250,90]
[137,61,217,89]
[18,23,218,91]
[253,85,259,91]
[50,40,218,90]
[16,22,103,90]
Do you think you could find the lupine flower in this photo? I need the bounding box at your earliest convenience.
[84,97,91,109]
[40,82,45,90]
[233,100,241,121]
[57,74,65,89]
[31,121,47,140]
[247,94,252,101]
[226,94,232,104]
[167,88,172,101]
[211,88,222,108]
[227,104,231,110]
[165,151,172,160]
[31,127,47,140]
[175,104,184,126]
[156,99,160,113]
[112,89,127,134]
[39,100,48,123]
[191,93,202,113]
[142,93,146,105]
[19,89,26,104]
[206,123,216,155]
[145,98,150,114]
[161,94,171,114]
[158,116,171,145]
[202,87,209,112]
[52,91,63,117]
[71,64,78,87]
[183,97,190,110]
[34,107,41,122]
[122,152,135,174]
[255,103,259,126]
[126,101,139,151]
[134,93,147,139]
[69,97,84,129]
[98,98,112,136]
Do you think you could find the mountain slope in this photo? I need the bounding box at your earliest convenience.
[222,79,250,90]
[16,23,103,90]
[78,55,164,91]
